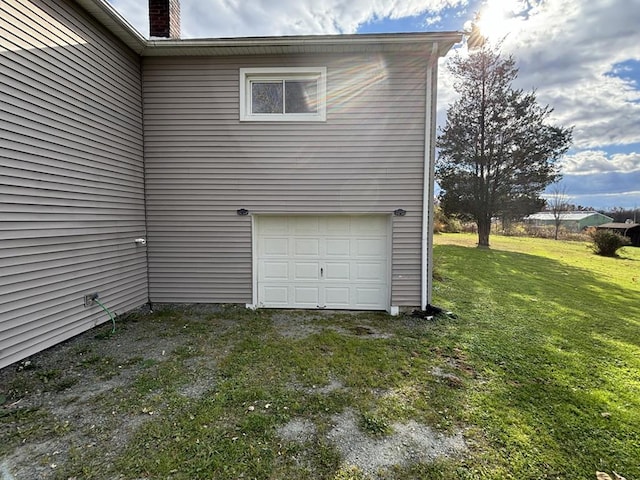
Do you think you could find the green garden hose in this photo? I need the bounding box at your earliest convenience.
[94,298,116,334]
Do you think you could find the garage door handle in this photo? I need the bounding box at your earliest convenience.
[320,267,324,277]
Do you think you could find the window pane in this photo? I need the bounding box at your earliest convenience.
[285,80,318,114]
[252,82,283,113]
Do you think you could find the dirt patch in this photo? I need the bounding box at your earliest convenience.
[279,409,467,477]
[327,409,466,476]
[289,375,345,395]
[277,418,317,443]
[272,311,393,341]
[339,324,393,339]
[272,312,327,339]
[431,366,464,388]
[0,312,211,479]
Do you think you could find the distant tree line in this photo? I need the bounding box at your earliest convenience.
[602,208,639,223]
[537,205,639,223]
[543,204,594,212]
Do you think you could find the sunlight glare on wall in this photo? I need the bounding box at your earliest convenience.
[327,55,388,113]
[0,2,87,52]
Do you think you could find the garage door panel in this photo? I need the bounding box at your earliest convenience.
[325,262,350,281]
[326,238,351,256]
[294,262,320,280]
[356,287,386,307]
[262,285,288,305]
[356,262,385,281]
[356,238,387,257]
[352,216,387,233]
[261,261,289,281]
[260,217,289,233]
[325,286,351,307]
[294,287,320,305]
[294,238,320,256]
[263,238,288,256]
[292,217,320,234]
[257,215,389,310]
[325,216,351,234]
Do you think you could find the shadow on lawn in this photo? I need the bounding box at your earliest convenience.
[434,245,640,478]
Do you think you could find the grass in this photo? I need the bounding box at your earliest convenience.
[1,234,639,479]
[432,234,640,478]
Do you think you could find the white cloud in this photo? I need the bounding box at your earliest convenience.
[436,0,640,152]
[108,0,466,38]
[492,0,640,150]
[423,14,443,26]
[557,150,640,207]
[561,150,640,175]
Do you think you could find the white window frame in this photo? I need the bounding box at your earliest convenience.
[240,67,327,122]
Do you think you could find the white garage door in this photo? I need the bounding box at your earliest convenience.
[256,215,389,310]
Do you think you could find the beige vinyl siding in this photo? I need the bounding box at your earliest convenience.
[0,0,146,369]
[144,54,428,306]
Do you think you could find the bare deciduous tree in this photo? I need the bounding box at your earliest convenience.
[547,183,570,240]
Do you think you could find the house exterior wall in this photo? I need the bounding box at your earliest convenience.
[143,53,430,307]
[0,0,147,369]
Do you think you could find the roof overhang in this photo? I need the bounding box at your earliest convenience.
[598,222,640,229]
[142,32,462,57]
[75,0,461,58]
[74,0,147,53]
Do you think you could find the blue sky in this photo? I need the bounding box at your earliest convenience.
[109,0,640,211]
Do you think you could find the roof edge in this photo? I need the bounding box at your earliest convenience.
[75,0,146,53]
[142,31,463,57]
[597,222,640,229]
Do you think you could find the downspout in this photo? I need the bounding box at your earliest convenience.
[421,43,439,310]
[140,57,152,311]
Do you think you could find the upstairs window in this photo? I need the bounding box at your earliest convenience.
[240,67,326,121]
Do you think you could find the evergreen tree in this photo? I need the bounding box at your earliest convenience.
[436,45,572,246]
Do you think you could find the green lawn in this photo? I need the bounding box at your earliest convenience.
[431,233,640,479]
[1,234,639,479]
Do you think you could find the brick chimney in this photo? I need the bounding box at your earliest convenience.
[149,0,180,39]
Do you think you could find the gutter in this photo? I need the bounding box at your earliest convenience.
[74,0,146,53]
[142,33,462,56]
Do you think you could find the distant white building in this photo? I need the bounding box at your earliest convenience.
[523,212,614,231]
